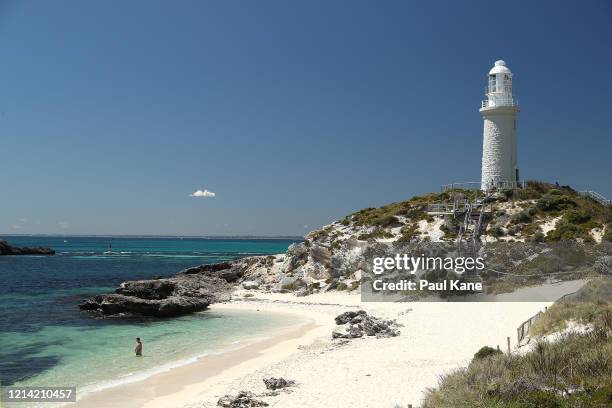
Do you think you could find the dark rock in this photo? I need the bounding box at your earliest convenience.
[79,274,231,317]
[0,240,55,255]
[217,391,269,407]
[360,316,400,338]
[334,310,367,325]
[180,262,233,275]
[116,280,176,300]
[262,377,295,390]
[332,325,364,339]
[80,255,283,317]
[178,261,247,283]
[333,310,400,339]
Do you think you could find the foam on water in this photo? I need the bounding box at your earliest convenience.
[0,236,301,403]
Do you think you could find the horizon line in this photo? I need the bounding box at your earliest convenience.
[0,233,305,240]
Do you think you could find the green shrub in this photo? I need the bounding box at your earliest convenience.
[422,329,612,408]
[536,193,576,212]
[309,227,332,241]
[378,215,401,227]
[547,209,602,242]
[511,210,532,224]
[500,188,514,201]
[530,277,612,336]
[398,223,420,242]
[473,345,502,360]
[489,225,505,238]
[521,390,564,408]
[546,219,581,241]
[358,228,393,241]
[564,209,592,224]
[330,239,342,251]
[603,225,612,242]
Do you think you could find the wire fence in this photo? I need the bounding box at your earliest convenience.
[516,289,580,345]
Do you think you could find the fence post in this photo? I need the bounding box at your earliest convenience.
[507,337,511,354]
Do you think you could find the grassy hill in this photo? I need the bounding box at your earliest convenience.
[309,181,611,246]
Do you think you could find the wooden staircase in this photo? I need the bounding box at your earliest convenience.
[457,195,489,248]
[462,271,484,291]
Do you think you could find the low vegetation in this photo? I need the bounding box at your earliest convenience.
[473,345,503,360]
[307,180,610,248]
[422,277,612,408]
[479,242,609,295]
[529,277,612,336]
[397,223,420,242]
[357,228,393,241]
[423,330,612,407]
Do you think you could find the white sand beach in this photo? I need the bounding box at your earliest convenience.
[74,291,555,408]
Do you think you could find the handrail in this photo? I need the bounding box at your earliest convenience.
[580,190,612,206]
[443,180,526,192]
[441,182,481,192]
[516,289,582,345]
[481,98,519,108]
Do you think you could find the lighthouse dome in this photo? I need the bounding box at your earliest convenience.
[489,60,511,75]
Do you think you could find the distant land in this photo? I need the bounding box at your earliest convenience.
[0,234,304,240]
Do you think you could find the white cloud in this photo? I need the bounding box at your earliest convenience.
[190,189,216,198]
[58,221,70,229]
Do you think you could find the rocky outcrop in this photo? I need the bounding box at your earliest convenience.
[0,240,55,255]
[262,377,295,390]
[332,310,400,339]
[79,255,283,317]
[217,391,269,407]
[79,270,233,317]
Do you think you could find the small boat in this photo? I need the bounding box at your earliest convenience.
[103,240,114,254]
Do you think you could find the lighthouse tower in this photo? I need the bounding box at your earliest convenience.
[480,60,520,191]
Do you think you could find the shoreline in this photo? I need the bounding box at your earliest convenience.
[73,305,330,408]
[70,290,562,408]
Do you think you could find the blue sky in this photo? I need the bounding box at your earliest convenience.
[1,0,611,236]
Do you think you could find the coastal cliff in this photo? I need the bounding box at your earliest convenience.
[80,181,612,316]
[231,181,611,296]
[0,240,55,255]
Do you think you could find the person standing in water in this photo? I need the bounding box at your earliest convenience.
[135,337,142,356]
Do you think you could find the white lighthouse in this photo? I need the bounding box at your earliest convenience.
[480,60,520,191]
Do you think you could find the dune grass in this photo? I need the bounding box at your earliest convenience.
[422,329,612,408]
[422,277,612,408]
[529,277,612,336]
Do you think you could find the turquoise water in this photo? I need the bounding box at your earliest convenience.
[0,236,300,396]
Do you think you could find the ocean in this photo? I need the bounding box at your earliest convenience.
[0,236,300,400]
